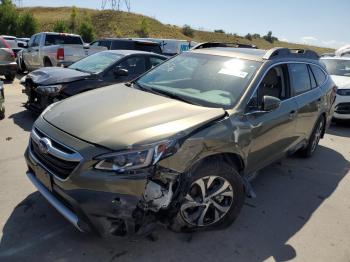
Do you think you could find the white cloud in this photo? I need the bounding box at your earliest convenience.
[301,36,319,44]
[299,36,348,49]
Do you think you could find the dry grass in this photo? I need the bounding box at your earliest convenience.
[18,7,334,54]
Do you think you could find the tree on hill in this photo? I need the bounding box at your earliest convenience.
[245,33,252,41]
[214,29,225,34]
[137,18,149,37]
[263,31,279,43]
[69,6,77,33]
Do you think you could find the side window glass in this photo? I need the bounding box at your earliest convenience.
[90,41,99,47]
[308,66,317,89]
[28,35,35,47]
[32,35,40,47]
[150,56,165,68]
[118,56,146,75]
[289,64,311,96]
[247,65,288,111]
[310,65,327,87]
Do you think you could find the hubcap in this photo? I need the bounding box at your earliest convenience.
[311,120,323,153]
[180,176,234,227]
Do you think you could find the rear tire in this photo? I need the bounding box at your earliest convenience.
[170,160,245,232]
[299,116,325,158]
[5,74,15,82]
[44,59,52,67]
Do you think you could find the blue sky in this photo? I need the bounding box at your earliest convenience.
[21,0,350,48]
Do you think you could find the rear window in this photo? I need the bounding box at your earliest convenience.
[111,41,134,50]
[135,43,162,54]
[45,34,83,46]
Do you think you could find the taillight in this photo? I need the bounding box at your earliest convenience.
[57,48,64,60]
[0,37,11,49]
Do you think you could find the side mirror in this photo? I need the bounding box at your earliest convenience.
[17,42,27,48]
[114,68,129,77]
[263,96,281,112]
[83,43,90,49]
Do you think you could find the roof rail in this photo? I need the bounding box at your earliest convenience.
[191,42,257,50]
[263,47,319,60]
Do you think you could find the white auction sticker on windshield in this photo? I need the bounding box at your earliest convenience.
[218,68,248,78]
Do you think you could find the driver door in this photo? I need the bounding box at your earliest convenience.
[245,64,299,174]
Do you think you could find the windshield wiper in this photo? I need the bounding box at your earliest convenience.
[72,68,92,74]
[149,88,200,106]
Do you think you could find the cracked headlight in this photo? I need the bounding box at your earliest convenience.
[95,140,178,172]
[37,85,63,94]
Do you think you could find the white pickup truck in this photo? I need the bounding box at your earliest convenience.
[19,32,106,72]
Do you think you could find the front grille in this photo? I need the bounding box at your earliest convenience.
[335,102,350,115]
[30,128,81,180]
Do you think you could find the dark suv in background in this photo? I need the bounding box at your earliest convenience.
[89,38,163,54]
[25,47,336,237]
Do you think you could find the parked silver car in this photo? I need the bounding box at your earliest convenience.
[19,32,105,72]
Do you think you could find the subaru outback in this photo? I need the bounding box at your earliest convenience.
[25,47,336,236]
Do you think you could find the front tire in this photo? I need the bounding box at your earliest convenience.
[299,116,325,158]
[171,160,245,232]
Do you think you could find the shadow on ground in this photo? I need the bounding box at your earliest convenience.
[0,145,349,262]
[8,110,37,132]
[327,120,350,138]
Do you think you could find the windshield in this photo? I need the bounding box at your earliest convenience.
[137,52,261,109]
[322,59,350,77]
[69,52,123,74]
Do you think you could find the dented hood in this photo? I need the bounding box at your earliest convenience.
[26,67,91,85]
[43,84,226,150]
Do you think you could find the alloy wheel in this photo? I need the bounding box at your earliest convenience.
[180,176,234,227]
[311,120,323,153]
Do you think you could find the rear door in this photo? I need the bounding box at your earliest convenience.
[246,64,299,173]
[289,63,322,140]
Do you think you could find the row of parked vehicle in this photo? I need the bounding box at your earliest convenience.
[0,30,348,237]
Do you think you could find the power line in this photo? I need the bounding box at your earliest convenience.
[101,0,131,12]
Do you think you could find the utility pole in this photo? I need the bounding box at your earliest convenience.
[101,0,131,12]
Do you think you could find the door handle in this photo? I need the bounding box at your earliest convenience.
[289,110,297,120]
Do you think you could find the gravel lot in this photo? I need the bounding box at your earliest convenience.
[0,77,349,262]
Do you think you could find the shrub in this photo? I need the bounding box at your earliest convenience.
[17,12,38,37]
[263,31,279,43]
[214,29,225,34]
[182,24,194,38]
[0,0,18,35]
[53,20,69,33]
[137,18,149,37]
[78,21,95,42]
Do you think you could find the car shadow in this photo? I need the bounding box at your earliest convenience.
[327,120,350,138]
[8,109,37,132]
[0,145,348,262]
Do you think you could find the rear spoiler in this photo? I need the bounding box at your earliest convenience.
[191,42,257,50]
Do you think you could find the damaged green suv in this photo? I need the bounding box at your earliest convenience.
[25,47,336,236]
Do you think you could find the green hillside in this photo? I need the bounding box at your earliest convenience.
[19,6,334,54]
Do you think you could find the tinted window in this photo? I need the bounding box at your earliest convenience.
[289,64,311,95]
[310,65,327,86]
[45,34,83,46]
[137,52,261,109]
[111,41,134,50]
[99,40,111,49]
[119,56,146,75]
[150,56,166,68]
